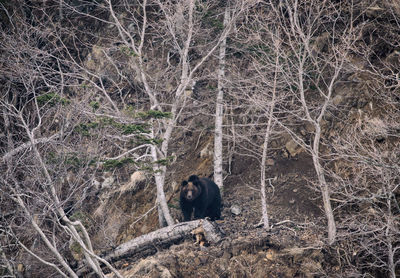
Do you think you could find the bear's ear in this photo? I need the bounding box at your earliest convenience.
[181,180,188,187]
[188,175,199,183]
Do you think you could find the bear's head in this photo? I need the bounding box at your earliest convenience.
[181,177,201,201]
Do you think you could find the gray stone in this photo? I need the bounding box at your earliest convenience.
[285,139,303,157]
[266,158,275,166]
[332,94,344,106]
[102,176,115,188]
[230,205,241,216]
[200,142,213,158]
[130,171,146,187]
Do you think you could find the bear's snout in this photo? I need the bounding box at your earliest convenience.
[186,191,193,200]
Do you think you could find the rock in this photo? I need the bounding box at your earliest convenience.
[102,176,115,189]
[92,179,101,190]
[311,32,330,55]
[266,158,275,166]
[17,263,24,273]
[118,171,147,194]
[200,142,213,158]
[332,94,344,106]
[130,171,146,184]
[230,205,241,216]
[265,249,276,261]
[285,139,303,157]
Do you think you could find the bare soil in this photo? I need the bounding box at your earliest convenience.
[106,130,336,277]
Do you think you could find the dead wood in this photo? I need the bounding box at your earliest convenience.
[77,219,222,276]
[104,219,222,262]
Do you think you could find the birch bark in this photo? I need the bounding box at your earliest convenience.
[259,48,280,230]
[214,7,230,190]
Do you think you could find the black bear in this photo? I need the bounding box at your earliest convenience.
[180,175,222,221]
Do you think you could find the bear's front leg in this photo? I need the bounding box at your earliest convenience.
[194,204,207,219]
[183,209,192,221]
[181,204,193,221]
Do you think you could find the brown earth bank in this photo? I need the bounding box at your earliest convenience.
[97,116,396,278]
[102,149,342,278]
[2,1,399,277]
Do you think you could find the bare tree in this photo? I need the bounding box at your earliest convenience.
[214,6,230,191]
[0,0,249,275]
[327,4,400,271]
[102,0,249,226]
[257,40,282,230]
[2,1,397,277]
[226,1,348,238]
[223,5,289,229]
[0,1,153,276]
[232,35,283,229]
[264,0,356,244]
[330,117,400,277]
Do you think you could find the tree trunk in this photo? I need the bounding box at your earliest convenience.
[150,135,174,227]
[104,219,222,262]
[13,191,78,278]
[260,133,270,230]
[259,48,279,230]
[386,200,396,278]
[19,115,114,277]
[312,126,336,245]
[214,7,230,190]
[297,51,340,245]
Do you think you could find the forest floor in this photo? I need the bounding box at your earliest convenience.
[106,139,340,278]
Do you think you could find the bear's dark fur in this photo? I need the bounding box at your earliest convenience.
[180,175,222,221]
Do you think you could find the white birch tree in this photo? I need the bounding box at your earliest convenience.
[267,0,353,244]
[104,0,249,226]
[258,43,280,230]
[214,7,231,191]
[0,3,250,275]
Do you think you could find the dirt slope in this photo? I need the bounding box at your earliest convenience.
[104,131,337,277]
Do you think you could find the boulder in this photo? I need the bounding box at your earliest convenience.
[285,139,303,157]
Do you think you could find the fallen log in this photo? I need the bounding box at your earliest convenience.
[77,219,222,276]
[104,219,222,262]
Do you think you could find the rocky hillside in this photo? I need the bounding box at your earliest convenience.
[1,1,399,277]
